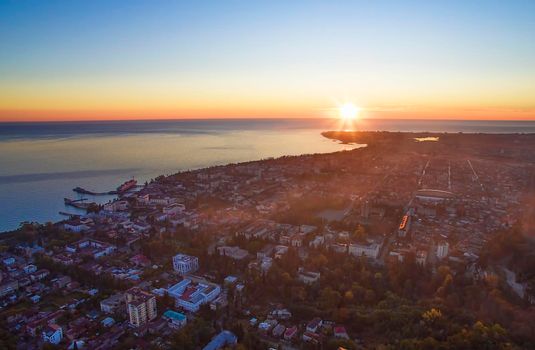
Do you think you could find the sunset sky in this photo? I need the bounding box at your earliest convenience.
[1,0,534,121]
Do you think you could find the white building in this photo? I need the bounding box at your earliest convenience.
[63,221,90,233]
[42,324,63,345]
[168,278,221,313]
[348,241,381,259]
[172,254,199,275]
[298,270,321,284]
[65,239,116,259]
[260,257,273,273]
[437,242,449,260]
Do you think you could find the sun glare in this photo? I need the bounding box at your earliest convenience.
[339,103,360,121]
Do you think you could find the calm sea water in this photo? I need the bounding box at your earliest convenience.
[1,118,534,232]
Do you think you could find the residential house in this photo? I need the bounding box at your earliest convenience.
[42,324,63,345]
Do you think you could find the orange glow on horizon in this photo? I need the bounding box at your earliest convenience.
[1,105,535,122]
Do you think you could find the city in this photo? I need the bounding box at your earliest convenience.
[1,131,534,349]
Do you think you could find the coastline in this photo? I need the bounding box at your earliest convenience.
[3,123,535,233]
[4,129,535,234]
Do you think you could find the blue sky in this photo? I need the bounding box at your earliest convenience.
[1,0,534,120]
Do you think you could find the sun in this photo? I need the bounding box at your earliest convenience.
[339,102,360,121]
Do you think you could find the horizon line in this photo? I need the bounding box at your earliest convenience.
[1,116,535,124]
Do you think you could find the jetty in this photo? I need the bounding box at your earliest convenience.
[59,211,81,218]
[64,198,95,210]
[73,187,118,195]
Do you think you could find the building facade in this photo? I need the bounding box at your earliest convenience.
[348,242,381,259]
[172,254,199,275]
[168,278,221,312]
[42,324,63,345]
[437,242,449,259]
[125,287,157,327]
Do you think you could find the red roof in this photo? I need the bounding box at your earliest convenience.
[334,326,347,334]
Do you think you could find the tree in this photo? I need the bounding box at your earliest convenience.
[422,308,443,326]
[320,286,342,310]
[352,225,367,243]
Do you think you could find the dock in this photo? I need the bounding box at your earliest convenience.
[73,187,118,196]
[64,198,95,210]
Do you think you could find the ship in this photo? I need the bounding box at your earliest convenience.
[117,179,137,193]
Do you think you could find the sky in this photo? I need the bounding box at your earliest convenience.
[1,0,534,121]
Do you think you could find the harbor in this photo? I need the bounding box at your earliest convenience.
[73,178,137,196]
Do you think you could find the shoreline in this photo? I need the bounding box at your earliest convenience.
[3,129,535,234]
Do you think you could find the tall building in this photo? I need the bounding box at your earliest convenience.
[172,254,199,275]
[436,242,449,260]
[125,287,157,327]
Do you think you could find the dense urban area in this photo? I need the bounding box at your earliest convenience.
[1,131,535,350]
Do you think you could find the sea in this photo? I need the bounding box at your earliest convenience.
[1,118,534,233]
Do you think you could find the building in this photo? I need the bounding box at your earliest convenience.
[0,279,19,297]
[274,245,289,259]
[334,325,349,339]
[103,200,129,212]
[414,189,456,202]
[63,220,91,233]
[348,241,381,259]
[65,239,116,259]
[168,278,221,313]
[309,235,325,248]
[163,203,185,215]
[217,246,249,260]
[223,275,238,286]
[101,317,115,327]
[306,317,323,333]
[163,310,187,329]
[260,257,273,273]
[416,250,428,266]
[52,275,71,289]
[272,324,286,338]
[172,254,199,275]
[256,244,274,259]
[290,235,303,247]
[298,269,321,284]
[437,241,449,259]
[210,293,229,311]
[42,324,63,345]
[24,264,37,274]
[125,287,157,327]
[284,325,298,340]
[100,293,124,314]
[203,330,237,350]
